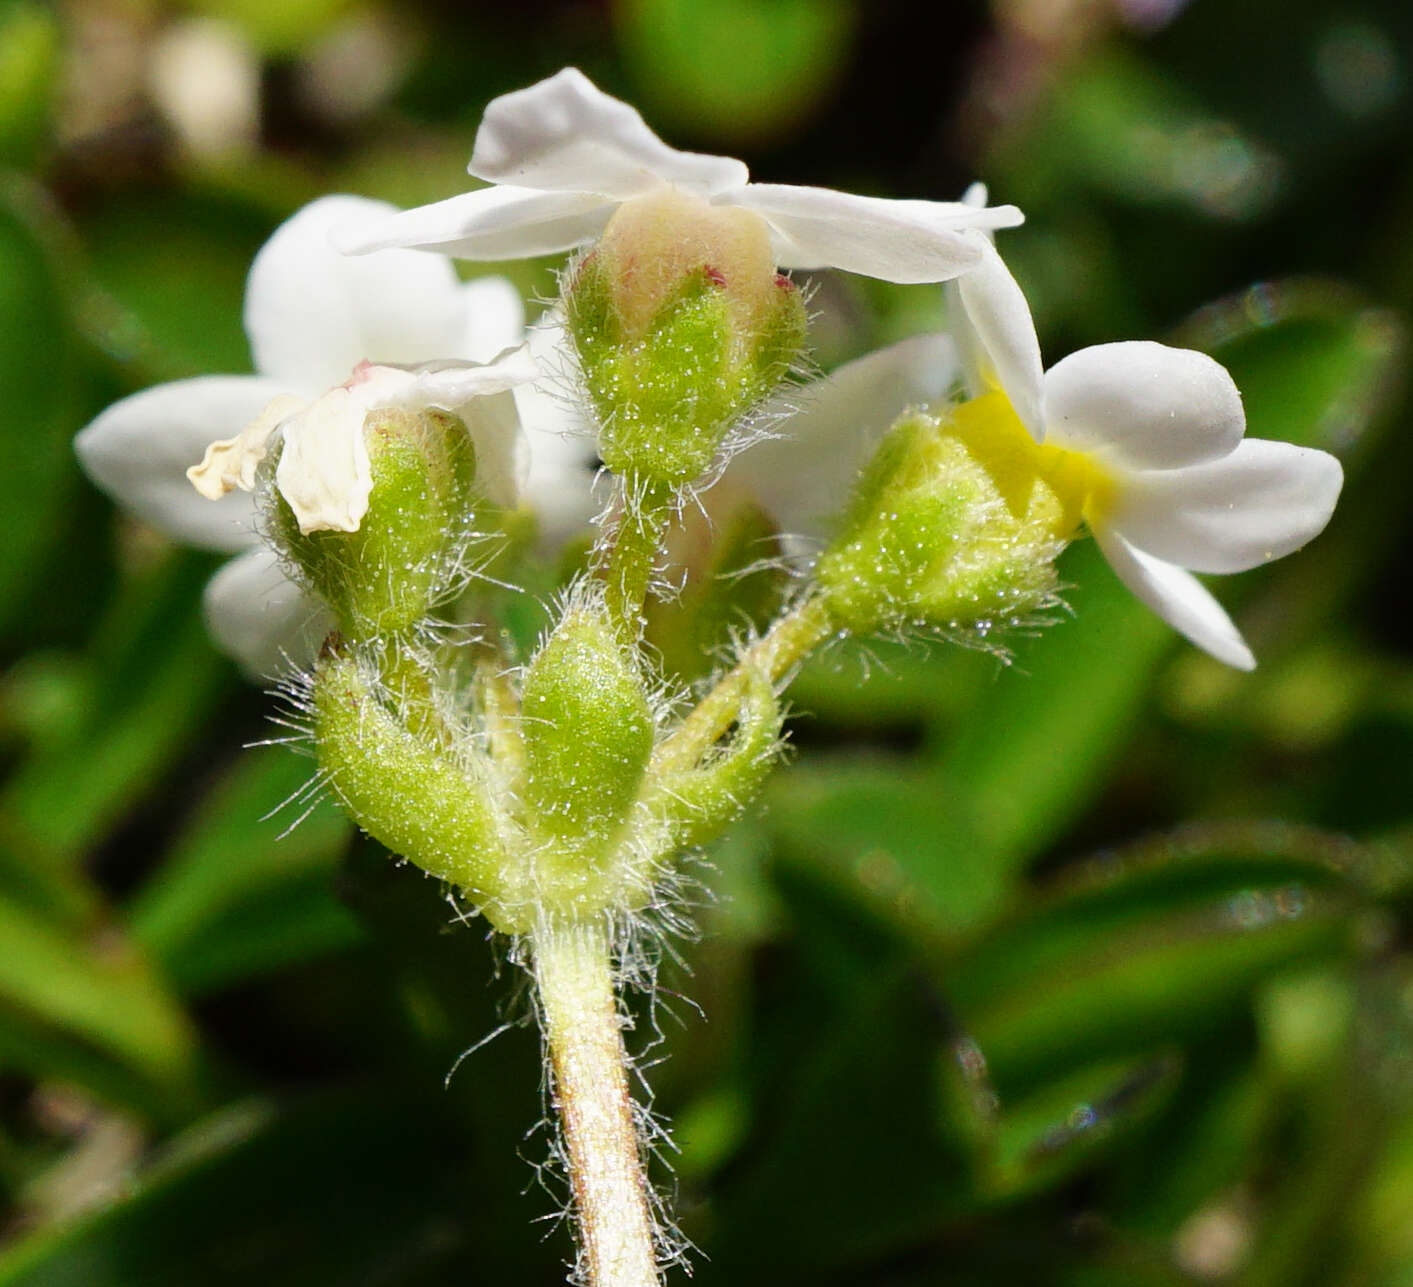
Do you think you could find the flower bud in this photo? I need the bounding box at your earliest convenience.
[519,597,655,868]
[815,393,1095,638]
[312,640,523,929]
[565,189,807,487]
[273,404,485,640]
[642,668,782,854]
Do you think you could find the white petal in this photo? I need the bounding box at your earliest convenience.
[732,333,958,540]
[188,393,305,499]
[74,375,288,552]
[1043,341,1245,469]
[907,196,1025,233]
[379,345,542,412]
[458,275,525,361]
[274,387,372,534]
[203,547,333,680]
[730,184,1010,283]
[520,409,601,548]
[468,67,748,198]
[516,312,601,547]
[1094,526,1255,670]
[955,235,1045,440]
[456,390,529,512]
[244,194,477,389]
[331,184,616,260]
[1110,438,1343,574]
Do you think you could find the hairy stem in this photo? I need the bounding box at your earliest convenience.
[534,919,660,1287]
[601,478,674,637]
[655,594,835,773]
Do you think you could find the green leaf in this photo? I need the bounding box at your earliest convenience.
[770,541,1170,932]
[0,1004,192,1127]
[948,838,1370,1094]
[0,1088,537,1286]
[0,180,92,642]
[705,961,975,1277]
[984,1053,1182,1199]
[80,193,269,379]
[0,552,232,921]
[923,542,1171,903]
[127,748,359,996]
[0,891,201,1118]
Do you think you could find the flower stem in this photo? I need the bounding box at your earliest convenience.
[533,919,660,1287]
[655,594,835,773]
[601,478,674,636]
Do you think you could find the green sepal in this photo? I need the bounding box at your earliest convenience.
[274,407,485,641]
[643,668,782,854]
[568,255,806,487]
[815,408,1068,637]
[312,641,528,932]
[519,597,655,863]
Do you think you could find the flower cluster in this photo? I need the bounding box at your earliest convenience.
[71,64,1347,1287]
[78,67,1340,681]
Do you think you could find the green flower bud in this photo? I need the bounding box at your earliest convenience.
[273,405,484,640]
[519,597,655,872]
[565,189,807,488]
[312,640,528,931]
[815,393,1095,637]
[642,668,782,854]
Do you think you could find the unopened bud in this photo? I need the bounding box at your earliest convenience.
[519,597,655,865]
[312,640,522,929]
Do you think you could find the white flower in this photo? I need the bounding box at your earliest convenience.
[950,214,1343,670]
[75,194,571,678]
[333,67,1023,285]
[186,353,538,535]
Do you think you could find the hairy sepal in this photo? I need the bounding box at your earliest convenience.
[273,407,491,641]
[312,640,532,932]
[566,243,807,488]
[815,400,1077,638]
[519,597,656,875]
[641,668,783,855]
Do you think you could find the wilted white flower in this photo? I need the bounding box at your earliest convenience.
[76,195,572,677]
[186,352,537,535]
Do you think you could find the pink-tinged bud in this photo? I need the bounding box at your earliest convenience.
[593,188,780,346]
[564,188,808,488]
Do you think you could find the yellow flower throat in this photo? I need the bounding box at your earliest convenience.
[946,391,1117,543]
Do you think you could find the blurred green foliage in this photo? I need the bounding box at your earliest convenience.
[0,0,1410,1283]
